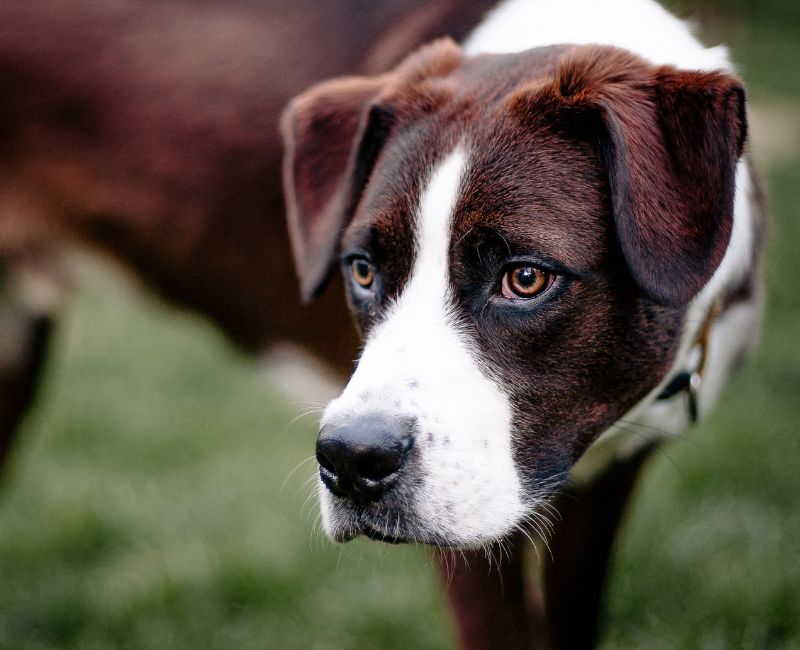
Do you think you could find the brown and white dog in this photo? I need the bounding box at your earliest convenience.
[282,0,765,645]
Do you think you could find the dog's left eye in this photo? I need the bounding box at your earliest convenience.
[501,265,554,299]
[350,257,375,289]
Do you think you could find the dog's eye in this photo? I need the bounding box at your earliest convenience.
[501,265,553,299]
[350,257,375,289]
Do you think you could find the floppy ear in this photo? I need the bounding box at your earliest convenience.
[282,37,462,302]
[556,49,747,306]
[281,76,393,301]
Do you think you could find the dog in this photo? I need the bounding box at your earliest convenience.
[0,0,503,470]
[282,0,766,645]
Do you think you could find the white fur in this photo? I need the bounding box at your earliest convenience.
[464,0,732,72]
[695,163,755,315]
[673,163,756,410]
[320,150,527,545]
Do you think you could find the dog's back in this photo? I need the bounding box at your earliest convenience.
[0,0,499,465]
[0,0,499,356]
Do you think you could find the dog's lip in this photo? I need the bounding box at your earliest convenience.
[358,520,466,548]
[359,522,411,545]
[338,507,468,548]
[353,509,412,544]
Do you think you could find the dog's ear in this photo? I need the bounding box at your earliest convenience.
[601,66,747,306]
[281,76,393,302]
[550,48,747,306]
[282,37,462,302]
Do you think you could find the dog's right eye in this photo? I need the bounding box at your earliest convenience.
[501,264,554,300]
[350,257,375,289]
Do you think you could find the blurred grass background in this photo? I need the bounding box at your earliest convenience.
[1,2,798,648]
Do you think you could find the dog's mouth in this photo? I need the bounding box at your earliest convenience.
[328,500,476,547]
[354,507,415,544]
[360,521,410,545]
[327,498,417,545]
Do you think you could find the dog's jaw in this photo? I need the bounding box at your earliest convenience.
[319,149,528,546]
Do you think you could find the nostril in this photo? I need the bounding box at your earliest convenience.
[354,436,413,481]
[315,449,337,476]
[355,449,401,482]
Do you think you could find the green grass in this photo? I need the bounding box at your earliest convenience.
[2,8,799,650]
[0,288,451,649]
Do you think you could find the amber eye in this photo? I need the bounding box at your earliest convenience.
[501,265,553,299]
[351,258,375,289]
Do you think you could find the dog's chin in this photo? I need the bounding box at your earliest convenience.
[360,523,411,545]
[326,512,514,548]
[328,516,456,546]
[320,493,518,548]
[326,522,412,545]
[323,504,420,545]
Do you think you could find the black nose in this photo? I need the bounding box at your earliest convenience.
[316,414,414,503]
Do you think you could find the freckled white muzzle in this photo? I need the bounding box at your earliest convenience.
[317,150,529,546]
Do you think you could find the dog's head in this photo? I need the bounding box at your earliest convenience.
[281,40,746,546]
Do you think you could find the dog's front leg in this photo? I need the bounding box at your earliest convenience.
[543,441,658,648]
[435,531,549,650]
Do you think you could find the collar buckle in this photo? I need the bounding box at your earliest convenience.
[656,299,721,424]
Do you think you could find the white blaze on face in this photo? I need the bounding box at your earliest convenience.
[320,148,527,545]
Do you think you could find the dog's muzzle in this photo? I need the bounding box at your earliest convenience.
[316,414,414,504]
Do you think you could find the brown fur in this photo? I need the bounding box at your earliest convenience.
[0,0,497,359]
